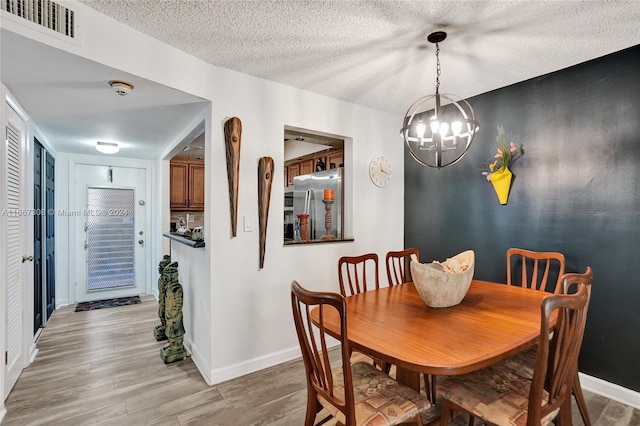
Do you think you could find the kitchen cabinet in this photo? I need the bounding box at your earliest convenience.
[171,160,205,210]
[285,151,343,187]
[328,150,343,169]
[299,159,314,175]
[287,163,300,187]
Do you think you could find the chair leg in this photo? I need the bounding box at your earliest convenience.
[557,397,573,426]
[440,399,453,425]
[304,391,319,426]
[573,372,591,426]
[410,413,424,426]
[467,414,475,426]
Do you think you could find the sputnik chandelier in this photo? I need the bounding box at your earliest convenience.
[400,31,479,168]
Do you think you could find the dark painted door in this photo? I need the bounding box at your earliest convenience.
[33,140,43,334]
[45,151,55,319]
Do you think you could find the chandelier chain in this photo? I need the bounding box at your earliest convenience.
[435,42,441,94]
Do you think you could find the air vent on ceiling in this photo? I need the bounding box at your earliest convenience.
[2,0,75,38]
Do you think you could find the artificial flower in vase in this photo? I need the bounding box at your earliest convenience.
[482,125,523,205]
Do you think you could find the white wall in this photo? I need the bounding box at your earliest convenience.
[155,108,213,382]
[207,87,405,382]
[6,1,406,385]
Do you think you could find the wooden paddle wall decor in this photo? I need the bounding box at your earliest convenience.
[258,157,274,269]
[224,117,242,237]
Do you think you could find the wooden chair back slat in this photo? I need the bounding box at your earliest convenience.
[338,253,379,297]
[385,248,420,286]
[507,248,565,293]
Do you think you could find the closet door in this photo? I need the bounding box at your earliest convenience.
[33,140,55,331]
[33,141,43,334]
[3,100,27,396]
[45,151,55,319]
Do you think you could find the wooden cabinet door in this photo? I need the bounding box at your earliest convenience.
[170,162,189,209]
[287,163,300,186]
[328,150,343,169]
[300,159,314,176]
[189,163,205,210]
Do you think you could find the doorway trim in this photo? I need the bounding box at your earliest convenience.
[64,154,155,306]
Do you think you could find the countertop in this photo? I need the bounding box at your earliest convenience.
[163,232,205,248]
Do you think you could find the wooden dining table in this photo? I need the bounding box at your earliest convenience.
[312,280,552,396]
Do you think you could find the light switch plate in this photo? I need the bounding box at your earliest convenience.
[243,215,253,232]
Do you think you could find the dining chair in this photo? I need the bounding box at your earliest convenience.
[338,253,389,373]
[564,267,594,426]
[291,280,435,426]
[505,267,594,426]
[435,270,591,426]
[385,248,440,403]
[507,248,566,293]
[338,253,380,297]
[385,248,420,286]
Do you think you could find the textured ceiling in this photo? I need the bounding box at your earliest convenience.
[3,1,640,159]
[80,0,640,116]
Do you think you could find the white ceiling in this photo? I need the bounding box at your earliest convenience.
[1,29,208,159]
[3,1,640,159]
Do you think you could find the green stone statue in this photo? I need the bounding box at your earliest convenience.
[160,262,188,364]
[154,255,172,341]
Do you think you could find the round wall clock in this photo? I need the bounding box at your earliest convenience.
[369,155,392,187]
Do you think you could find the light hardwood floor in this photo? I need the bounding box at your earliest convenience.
[3,295,639,425]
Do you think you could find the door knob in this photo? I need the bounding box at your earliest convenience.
[22,255,33,263]
[138,240,144,246]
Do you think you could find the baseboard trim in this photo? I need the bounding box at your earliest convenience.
[28,343,39,364]
[210,346,302,385]
[0,405,6,423]
[205,348,640,410]
[184,335,212,386]
[579,372,640,409]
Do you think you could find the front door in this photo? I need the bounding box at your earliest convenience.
[74,165,147,303]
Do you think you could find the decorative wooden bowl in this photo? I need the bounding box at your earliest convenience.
[410,250,475,308]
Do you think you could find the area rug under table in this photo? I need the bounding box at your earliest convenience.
[75,295,142,312]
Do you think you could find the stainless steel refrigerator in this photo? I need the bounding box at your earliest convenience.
[293,168,343,241]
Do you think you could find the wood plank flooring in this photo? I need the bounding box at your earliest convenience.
[3,295,639,425]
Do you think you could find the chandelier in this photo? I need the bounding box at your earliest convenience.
[401,31,479,168]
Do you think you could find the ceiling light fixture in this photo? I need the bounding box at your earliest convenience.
[400,31,479,168]
[96,141,119,154]
[108,80,134,96]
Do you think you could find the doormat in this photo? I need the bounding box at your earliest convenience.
[75,295,141,312]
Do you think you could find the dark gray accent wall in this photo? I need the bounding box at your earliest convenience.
[404,44,640,392]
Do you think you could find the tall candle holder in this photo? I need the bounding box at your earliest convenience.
[298,213,309,242]
[321,199,336,240]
